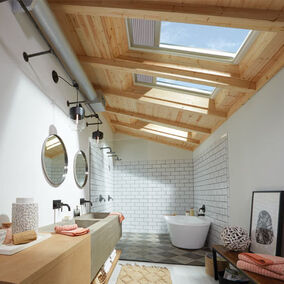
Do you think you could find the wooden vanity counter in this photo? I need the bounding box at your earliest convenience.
[0,233,91,284]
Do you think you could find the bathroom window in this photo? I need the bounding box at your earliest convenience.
[127,19,256,62]
[134,74,215,98]
[160,22,251,57]
[156,77,215,96]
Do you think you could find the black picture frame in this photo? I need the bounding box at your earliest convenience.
[249,191,284,256]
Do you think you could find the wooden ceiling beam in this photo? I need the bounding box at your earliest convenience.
[111,120,200,145]
[49,1,284,32]
[120,52,240,77]
[101,112,116,133]
[80,56,255,92]
[240,32,284,82]
[105,106,211,135]
[103,87,227,118]
[114,127,194,151]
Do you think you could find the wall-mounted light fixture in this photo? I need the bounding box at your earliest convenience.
[86,119,103,144]
[52,70,87,131]
[52,70,103,133]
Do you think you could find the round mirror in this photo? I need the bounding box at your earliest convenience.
[74,151,88,188]
[42,135,68,187]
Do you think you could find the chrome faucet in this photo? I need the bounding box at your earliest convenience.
[99,195,106,202]
[80,198,93,206]
[108,195,113,201]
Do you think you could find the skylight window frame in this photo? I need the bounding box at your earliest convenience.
[133,74,218,99]
[126,19,259,63]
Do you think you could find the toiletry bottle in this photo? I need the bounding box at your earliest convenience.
[74,206,80,217]
[190,208,195,216]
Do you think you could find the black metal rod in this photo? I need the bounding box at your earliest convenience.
[17,0,103,126]
[85,114,98,119]
[86,122,102,127]
[23,49,52,62]
[17,0,54,54]
[212,248,219,281]
[67,100,87,107]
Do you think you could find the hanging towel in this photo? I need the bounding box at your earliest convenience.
[109,212,125,223]
[237,260,284,281]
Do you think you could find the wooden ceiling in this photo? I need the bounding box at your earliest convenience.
[48,0,284,151]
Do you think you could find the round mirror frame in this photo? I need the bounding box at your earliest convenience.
[41,134,68,187]
[74,150,88,189]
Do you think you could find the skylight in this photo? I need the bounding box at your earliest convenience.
[128,19,255,61]
[141,123,188,142]
[156,77,215,95]
[160,22,251,56]
[135,74,215,98]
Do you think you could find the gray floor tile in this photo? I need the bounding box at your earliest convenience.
[116,232,208,266]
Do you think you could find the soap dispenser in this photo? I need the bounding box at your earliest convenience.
[74,206,80,217]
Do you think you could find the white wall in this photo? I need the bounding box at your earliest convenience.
[0,2,113,226]
[194,68,284,230]
[114,133,193,161]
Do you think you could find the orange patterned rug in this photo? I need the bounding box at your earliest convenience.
[116,264,172,284]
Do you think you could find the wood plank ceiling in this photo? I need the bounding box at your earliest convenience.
[48,0,284,151]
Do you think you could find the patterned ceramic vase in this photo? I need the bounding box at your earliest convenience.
[12,198,38,234]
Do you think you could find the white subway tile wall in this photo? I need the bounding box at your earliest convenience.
[89,137,229,245]
[193,137,230,246]
[89,143,114,212]
[113,159,194,233]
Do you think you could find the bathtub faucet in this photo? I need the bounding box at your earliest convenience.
[198,204,206,216]
[99,194,106,202]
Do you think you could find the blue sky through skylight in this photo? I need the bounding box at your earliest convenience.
[156,77,215,93]
[160,22,250,54]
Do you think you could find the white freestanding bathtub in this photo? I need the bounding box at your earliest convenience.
[164,216,211,249]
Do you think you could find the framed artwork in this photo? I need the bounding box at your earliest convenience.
[249,191,284,256]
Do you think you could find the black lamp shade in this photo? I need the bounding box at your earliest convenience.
[70,105,85,120]
[92,130,104,140]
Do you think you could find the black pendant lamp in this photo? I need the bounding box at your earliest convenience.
[69,88,85,124]
[52,70,86,131]
[92,124,104,144]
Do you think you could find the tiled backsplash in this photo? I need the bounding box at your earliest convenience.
[113,159,194,233]
[89,143,114,212]
[193,137,230,246]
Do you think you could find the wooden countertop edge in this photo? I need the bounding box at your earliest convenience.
[0,233,91,284]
